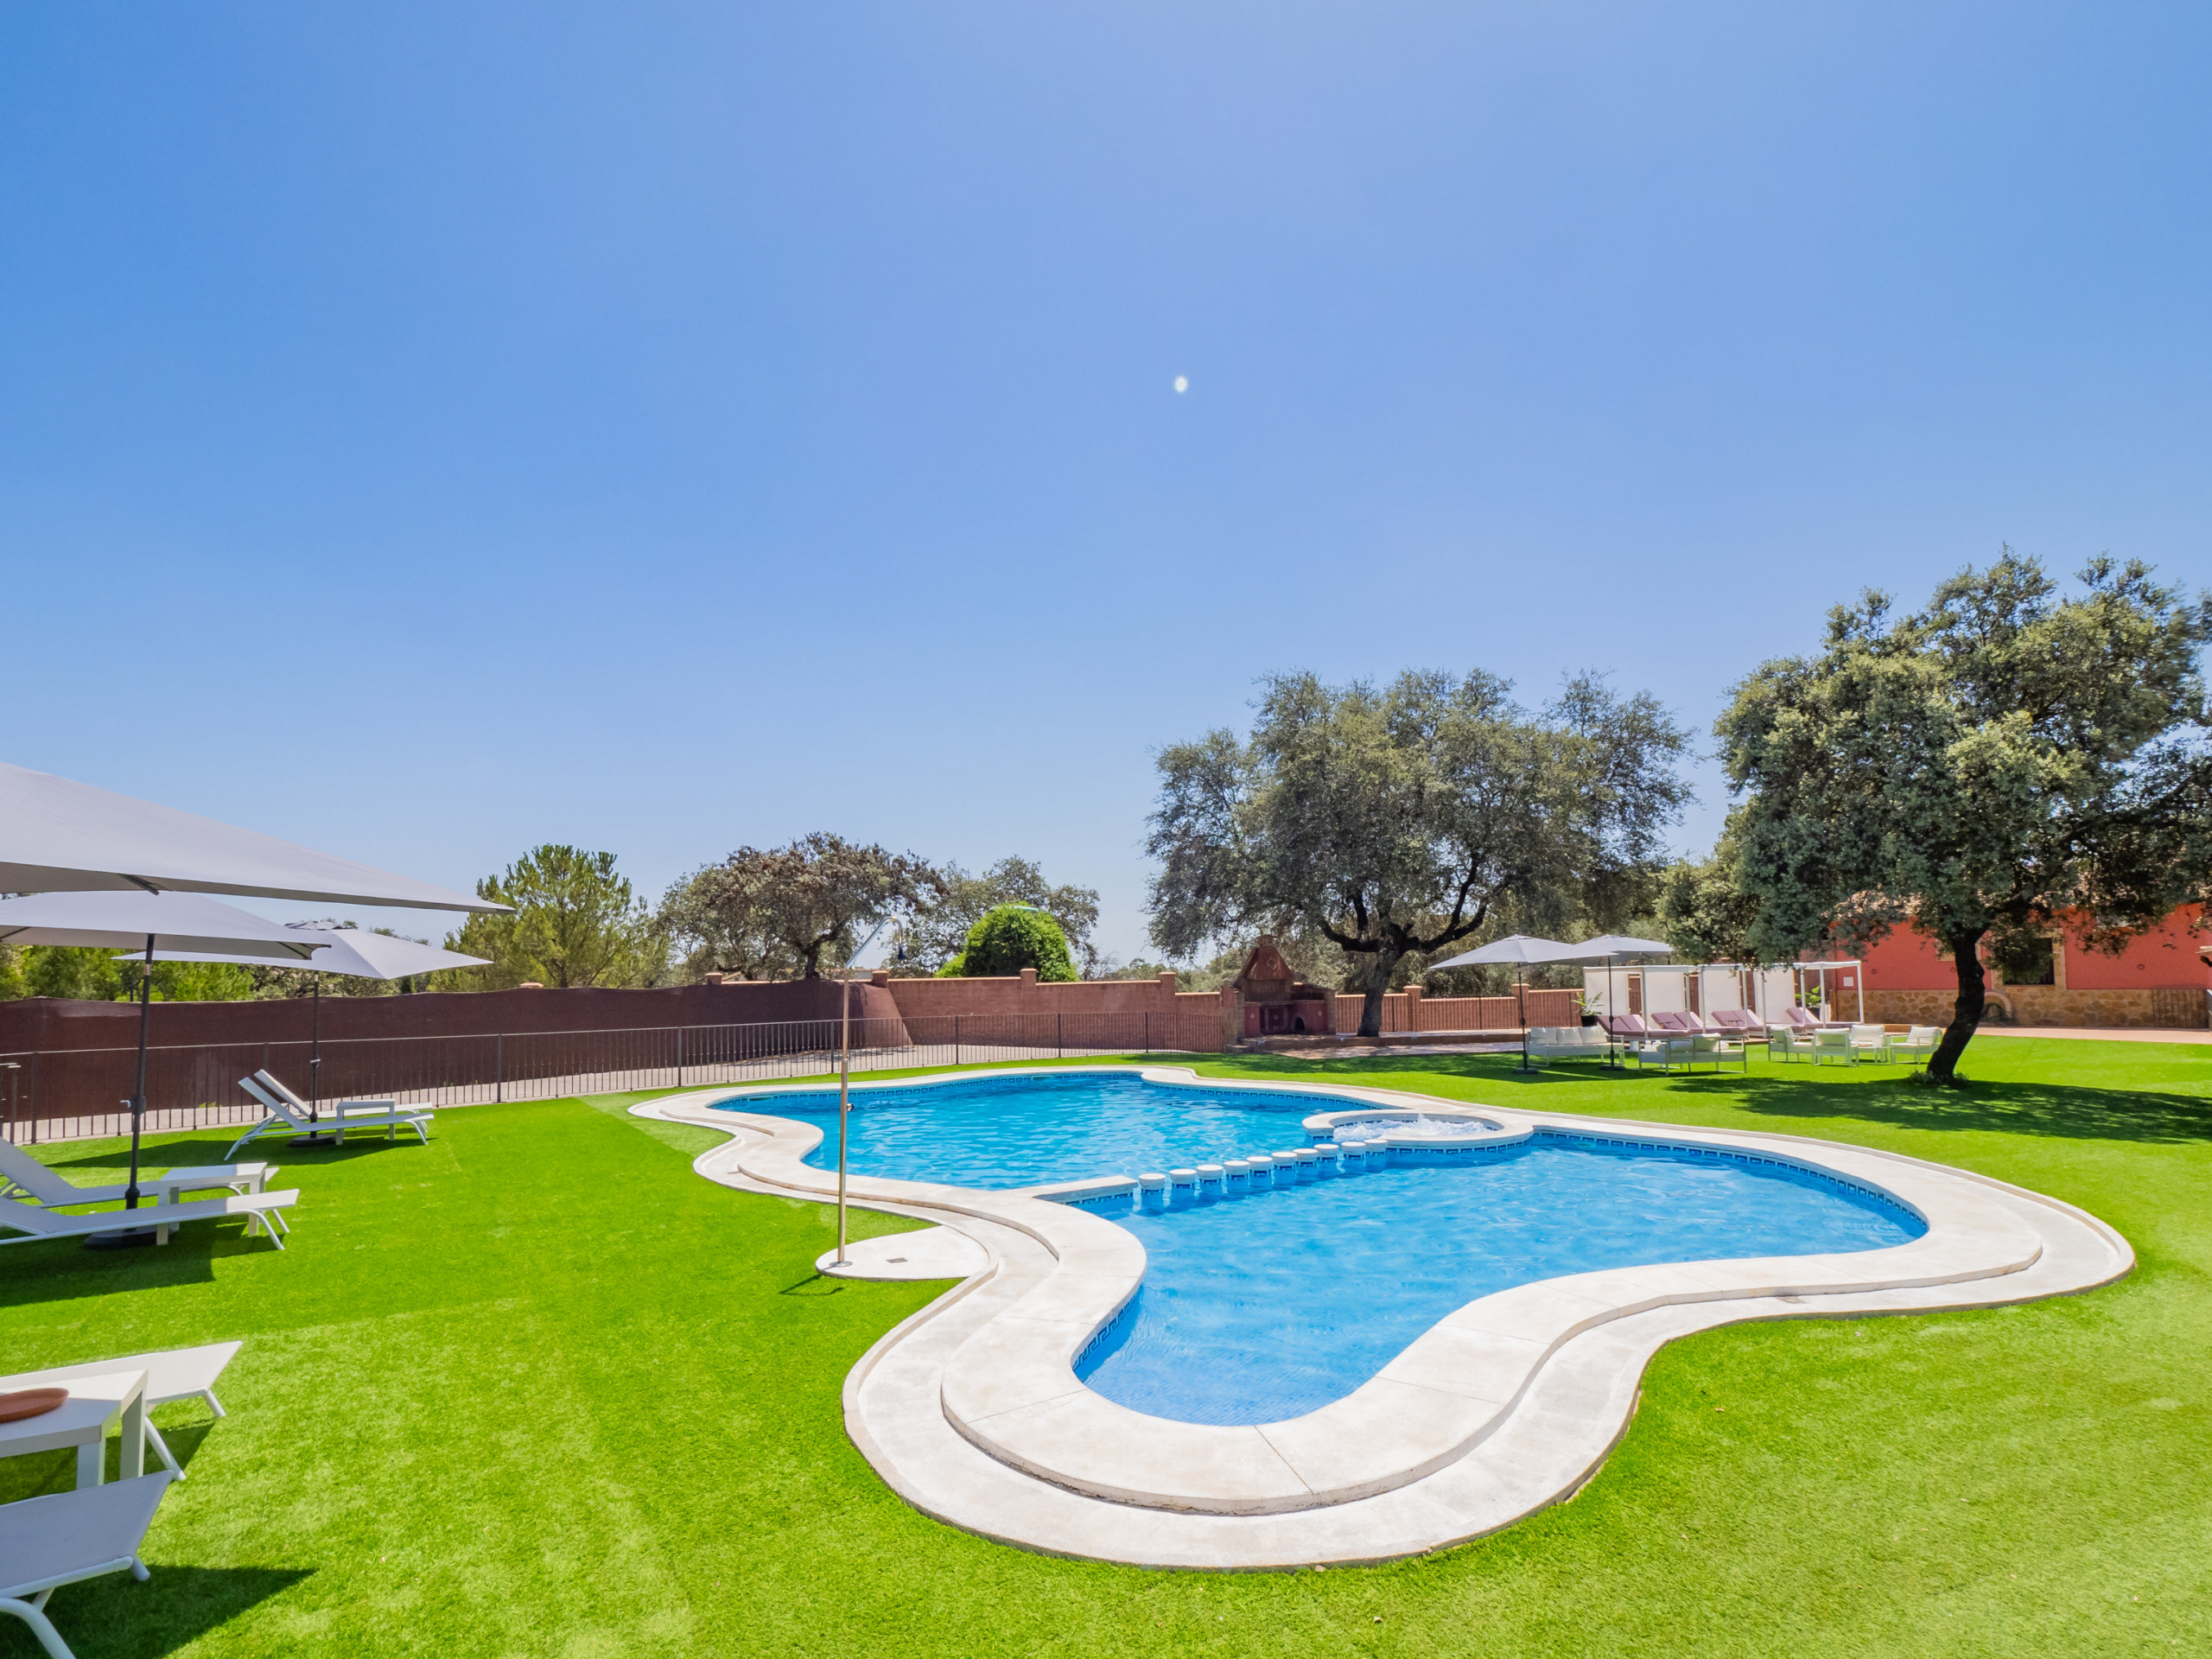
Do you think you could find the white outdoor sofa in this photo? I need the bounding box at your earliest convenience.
[225,1071,431,1158]
[1525,1026,1611,1064]
[0,1473,173,1659]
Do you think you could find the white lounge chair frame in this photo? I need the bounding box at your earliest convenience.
[0,1472,172,1659]
[1,1342,243,1481]
[225,1071,429,1159]
[1,1141,276,1243]
[0,1189,296,1250]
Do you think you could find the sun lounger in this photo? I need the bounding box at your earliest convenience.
[1601,1014,1648,1039]
[0,1189,296,1250]
[1706,1009,1761,1036]
[0,1473,173,1659]
[1648,1010,1697,1034]
[225,1071,429,1158]
[1780,1006,1822,1029]
[1,1141,277,1243]
[1,1343,242,1481]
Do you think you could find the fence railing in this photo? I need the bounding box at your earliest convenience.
[0,1009,1196,1145]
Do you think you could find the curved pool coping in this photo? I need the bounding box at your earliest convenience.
[633,1065,2132,1565]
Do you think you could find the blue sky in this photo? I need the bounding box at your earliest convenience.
[4,3,2209,960]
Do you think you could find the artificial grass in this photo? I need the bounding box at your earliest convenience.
[0,1040,2201,1656]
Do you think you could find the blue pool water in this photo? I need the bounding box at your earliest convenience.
[717,1074,1925,1426]
[1079,1138,1921,1424]
[733,1071,1350,1188]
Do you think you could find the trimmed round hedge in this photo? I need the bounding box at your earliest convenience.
[938,904,1077,981]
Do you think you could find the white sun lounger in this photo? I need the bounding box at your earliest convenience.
[0,1189,296,1250]
[1,1140,277,1243]
[0,1473,174,1659]
[225,1072,429,1159]
[0,1343,243,1481]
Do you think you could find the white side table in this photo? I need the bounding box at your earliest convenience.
[0,1368,148,1488]
[148,1163,275,1244]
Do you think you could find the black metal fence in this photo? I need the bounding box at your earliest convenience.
[0,1009,1185,1144]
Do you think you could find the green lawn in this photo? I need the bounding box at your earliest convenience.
[1,1040,2205,1656]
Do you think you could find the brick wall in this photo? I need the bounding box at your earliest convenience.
[1863,986,2210,1029]
[1330,987,1579,1034]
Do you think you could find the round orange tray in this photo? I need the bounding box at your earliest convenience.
[0,1388,67,1423]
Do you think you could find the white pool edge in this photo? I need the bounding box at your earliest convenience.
[634,1065,2133,1567]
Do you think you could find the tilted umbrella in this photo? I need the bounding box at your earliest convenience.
[0,892,334,1244]
[0,759,505,912]
[134,924,489,1142]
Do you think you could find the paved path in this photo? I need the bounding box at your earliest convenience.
[1974,1025,2212,1045]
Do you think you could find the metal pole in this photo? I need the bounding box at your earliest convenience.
[676,1025,684,1090]
[308,976,321,1124]
[836,969,852,1268]
[126,935,151,1206]
[495,1033,504,1103]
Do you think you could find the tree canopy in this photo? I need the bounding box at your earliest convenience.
[446,845,665,989]
[937,904,1077,981]
[1146,668,1691,1035]
[892,856,1100,976]
[1716,552,2212,1081]
[661,833,936,980]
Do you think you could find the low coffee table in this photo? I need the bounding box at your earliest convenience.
[0,1368,147,1488]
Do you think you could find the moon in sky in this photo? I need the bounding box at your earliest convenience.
[1173,375,1189,394]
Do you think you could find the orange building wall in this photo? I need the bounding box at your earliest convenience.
[1850,905,2209,1028]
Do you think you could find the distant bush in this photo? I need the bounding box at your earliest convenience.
[936,905,1077,982]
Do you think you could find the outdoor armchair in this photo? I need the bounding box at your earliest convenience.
[1769,1026,1815,1061]
[0,1189,296,1250]
[1631,1036,1694,1071]
[0,1473,173,1659]
[1847,1024,1894,1063]
[1890,1026,1943,1068]
[1687,1033,1751,1073]
[1,1342,242,1481]
[1809,1028,1853,1065]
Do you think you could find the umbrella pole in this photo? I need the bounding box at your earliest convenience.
[126,934,150,1207]
[310,977,321,1125]
[1517,978,1530,1072]
[88,937,160,1249]
[836,969,851,1268]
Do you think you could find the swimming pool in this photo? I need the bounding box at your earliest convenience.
[745,1070,1351,1189]
[717,1072,1924,1426]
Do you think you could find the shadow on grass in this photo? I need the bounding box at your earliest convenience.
[0,1226,281,1309]
[1199,1052,2212,1146]
[0,1567,315,1659]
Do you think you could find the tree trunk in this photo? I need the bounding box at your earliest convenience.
[1926,927,1986,1084]
[1355,951,1398,1039]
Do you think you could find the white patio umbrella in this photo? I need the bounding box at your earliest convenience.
[0,760,505,912]
[133,924,489,1141]
[1422,935,1574,1033]
[0,892,335,1244]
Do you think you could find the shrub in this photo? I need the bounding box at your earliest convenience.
[937,905,1077,981]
